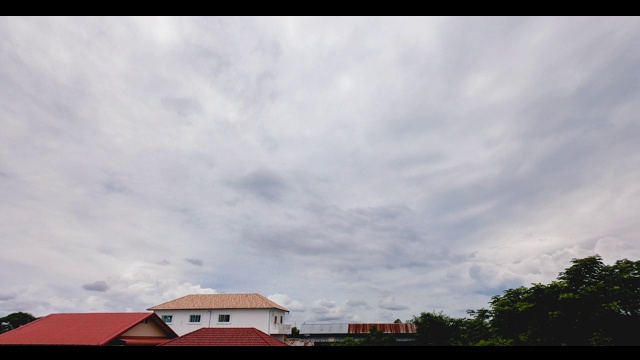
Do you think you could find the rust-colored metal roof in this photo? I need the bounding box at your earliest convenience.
[348,323,417,334]
[147,293,289,312]
[0,312,178,346]
[161,327,289,346]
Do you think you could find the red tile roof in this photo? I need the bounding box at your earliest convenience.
[148,293,289,312]
[0,312,177,346]
[161,327,289,346]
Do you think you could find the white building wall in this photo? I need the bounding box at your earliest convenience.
[153,308,288,336]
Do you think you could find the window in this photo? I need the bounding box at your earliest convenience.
[162,315,173,324]
[274,316,277,324]
[280,316,283,323]
[218,314,230,323]
[189,315,201,323]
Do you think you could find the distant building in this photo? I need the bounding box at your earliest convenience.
[295,322,416,345]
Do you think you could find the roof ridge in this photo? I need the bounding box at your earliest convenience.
[147,293,289,312]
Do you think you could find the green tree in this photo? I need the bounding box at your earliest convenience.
[0,312,37,333]
[360,325,398,346]
[331,337,361,346]
[411,311,457,346]
[488,255,640,345]
[489,281,567,345]
[403,255,640,346]
[457,309,494,345]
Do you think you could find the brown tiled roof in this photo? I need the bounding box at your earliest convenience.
[161,327,289,346]
[147,293,289,312]
[0,312,177,346]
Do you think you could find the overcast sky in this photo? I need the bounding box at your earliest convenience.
[2,16,640,326]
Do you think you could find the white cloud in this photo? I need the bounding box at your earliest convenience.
[2,16,640,324]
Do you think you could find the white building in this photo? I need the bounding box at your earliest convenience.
[147,293,291,341]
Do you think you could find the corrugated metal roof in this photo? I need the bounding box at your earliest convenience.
[147,293,289,312]
[299,323,417,335]
[348,323,417,334]
[161,327,288,346]
[299,323,349,334]
[0,312,177,346]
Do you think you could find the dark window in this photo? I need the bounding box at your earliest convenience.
[218,314,230,322]
[189,315,201,323]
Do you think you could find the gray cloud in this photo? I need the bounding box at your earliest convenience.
[2,16,640,324]
[185,258,203,266]
[82,281,110,292]
[379,297,409,311]
[0,293,16,301]
[161,96,203,117]
[229,168,290,202]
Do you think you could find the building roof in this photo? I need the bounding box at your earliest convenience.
[300,322,417,335]
[349,323,417,334]
[147,293,289,312]
[300,323,349,334]
[161,327,289,346]
[0,312,177,346]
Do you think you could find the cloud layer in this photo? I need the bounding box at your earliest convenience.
[2,16,640,325]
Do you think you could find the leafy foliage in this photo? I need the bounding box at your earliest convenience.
[407,255,640,346]
[360,325,398,346]
[411,311,457,345]
[0,312,37,333]
[487,255,640,345]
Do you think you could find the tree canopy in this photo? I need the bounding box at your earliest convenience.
[411,255,640,346]
[0,312,37,333]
